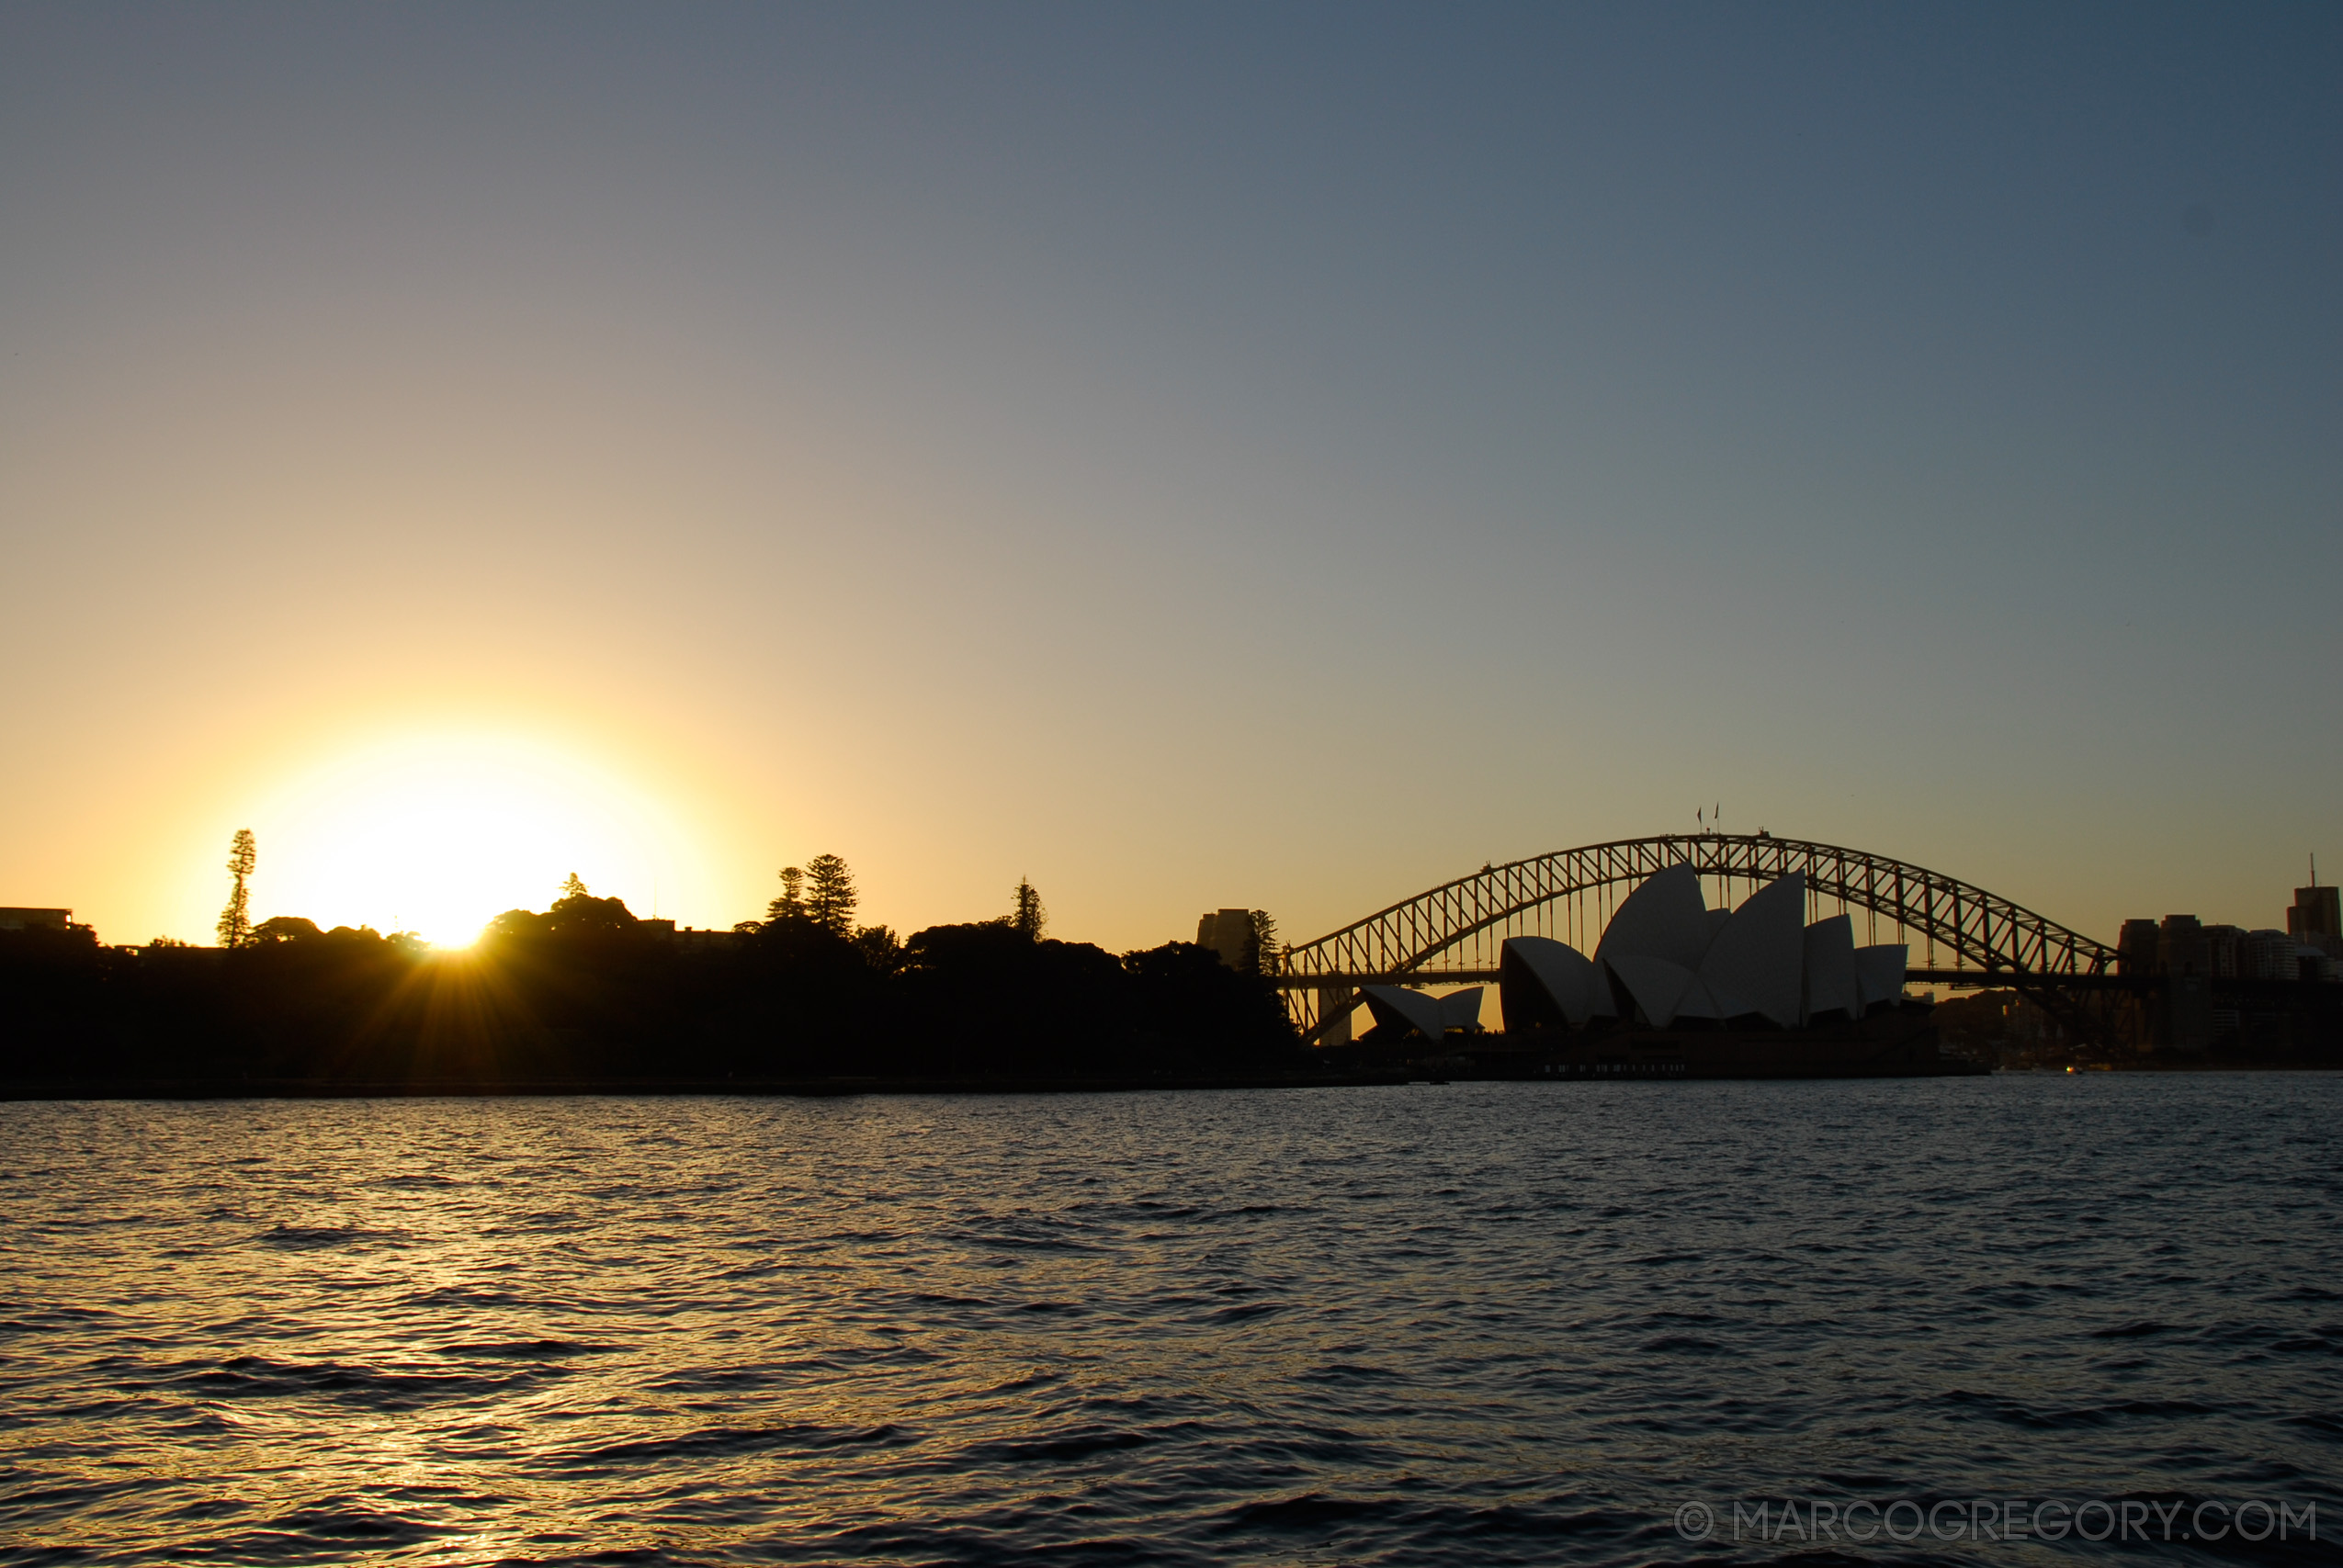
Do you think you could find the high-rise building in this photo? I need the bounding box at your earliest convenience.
[2245,930,2304,981]
[2289,885,2340,946]
[1195,908,1258,970]
[2117,919,2160,976]
[2157,914,2207,977]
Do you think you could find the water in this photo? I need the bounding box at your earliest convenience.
[2,1077,2337,1566]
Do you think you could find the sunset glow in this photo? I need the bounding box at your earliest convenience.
[2,4,2333,956]
[2,9,2338,1564]
[252,737,694,946]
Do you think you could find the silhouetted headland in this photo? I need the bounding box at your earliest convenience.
[0,882,1331,1098]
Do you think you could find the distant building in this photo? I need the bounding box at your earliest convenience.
[1195,908,1257,969]
[2243,930,2301,981]
[0,908,72,931]
[640,921,740,952]
[2157,914,2207,976]
[2110,882,2342,1053]
[2126,913,2217,1050]
[2121,908,2334,980]
[2290,885,2341,957]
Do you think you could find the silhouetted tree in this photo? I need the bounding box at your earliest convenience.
[854,923,903,974]
[547,886,637,937]
[899,921,1126,1074]
[767,865,805,923]
[1011,877,1047,941]
[0,858,1330,1089]
[216,829,255,949]
[1122,940,1299,1065]
[1249,909,1280,975]
[562,873,591,900]
[805,853,855,937]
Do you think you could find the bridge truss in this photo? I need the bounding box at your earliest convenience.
[1273,833,2130,1047]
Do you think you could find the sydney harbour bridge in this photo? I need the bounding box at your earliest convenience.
[1271,832,2132,1048]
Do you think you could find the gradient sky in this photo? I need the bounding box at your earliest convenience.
[4,2,2337,950]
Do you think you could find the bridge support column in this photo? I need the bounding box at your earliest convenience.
[1316,986,1354,1047]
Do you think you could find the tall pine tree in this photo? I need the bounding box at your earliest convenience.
[1248,909,1280,975]
[216,829,255,949]
[767,864,806,923]
[1010,877,1047,941]
[804,854,856,937]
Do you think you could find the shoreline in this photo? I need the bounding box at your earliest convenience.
[0,1071,1406,1100]
[4,1062,2338,1100]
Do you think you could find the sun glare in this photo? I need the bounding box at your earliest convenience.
[252,736,696,946]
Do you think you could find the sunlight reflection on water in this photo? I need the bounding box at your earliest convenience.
[1,1077,2338,1565]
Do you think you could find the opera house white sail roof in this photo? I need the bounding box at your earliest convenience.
[1501,936,1613,1027]
[1500,866,1910,1032]
[1360,983,1484,1041]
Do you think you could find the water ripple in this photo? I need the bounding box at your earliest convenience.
[0,1077,2337,1564]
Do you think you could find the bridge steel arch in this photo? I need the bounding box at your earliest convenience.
[1274,833,2122,1046]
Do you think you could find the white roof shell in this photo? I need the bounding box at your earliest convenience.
[1440,987,1485,1032]
[1361,984,1446,1041]
[1501,936,1602,1026]
[1593,863,1711,971]
[1671,973,1749,1021]
[1584,967,1618,1018]
[1693,873,1806,1028]
[1854,944,1908,1010]
[1514,867,1925,1034]
[1605,953,1695,1029]
[1802,915,1861,1020]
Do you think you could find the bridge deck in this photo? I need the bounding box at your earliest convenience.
[1272,968,2135,991]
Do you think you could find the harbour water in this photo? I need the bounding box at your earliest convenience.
[2,1077,2337,1565]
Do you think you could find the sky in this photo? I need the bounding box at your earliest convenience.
[2,2,2337,951]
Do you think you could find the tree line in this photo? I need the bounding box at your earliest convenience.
[2,841,1303,1089]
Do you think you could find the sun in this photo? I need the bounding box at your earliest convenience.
[250,735,695,946]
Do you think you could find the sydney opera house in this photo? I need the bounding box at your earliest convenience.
[1361,865,1913,1043]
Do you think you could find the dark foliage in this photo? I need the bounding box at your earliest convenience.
[0,897,1304,1089]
